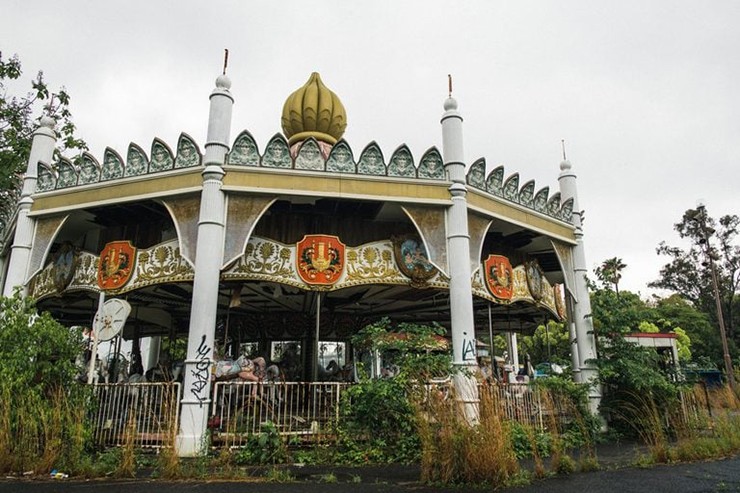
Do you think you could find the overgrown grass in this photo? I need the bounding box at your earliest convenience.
[618,384,740,465]
[0,386,92,475]
[416,383,519,487]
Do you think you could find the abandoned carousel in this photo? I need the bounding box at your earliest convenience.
[0,70,599,455]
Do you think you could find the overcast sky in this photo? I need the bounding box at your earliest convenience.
[3,1,739,296]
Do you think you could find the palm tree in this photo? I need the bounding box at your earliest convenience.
[596,257,627,296]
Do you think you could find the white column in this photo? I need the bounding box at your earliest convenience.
[3,116,57,296]
[506,331,520,373]
[558,159,601,413]
[441,96,479,423]
[565,297,581,382]
[176,75,233,456]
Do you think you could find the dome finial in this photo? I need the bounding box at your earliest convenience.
[281,72,347,146]
[560,139,572,171]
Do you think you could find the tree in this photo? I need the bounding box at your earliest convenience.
[0,52,86,216]
[595,257,627,296]
[589,287,654,335]
[519,320,571,367]
[649,207,740,343]
[655,294,725,369]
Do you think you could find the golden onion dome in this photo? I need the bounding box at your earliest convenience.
[281,72,347,146]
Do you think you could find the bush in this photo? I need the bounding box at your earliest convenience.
[339,377,420,463]
[0,293,92,473]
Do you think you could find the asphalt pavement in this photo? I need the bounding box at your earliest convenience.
[2,447,739,493]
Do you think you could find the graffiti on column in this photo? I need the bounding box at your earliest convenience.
[462,337,476,362]
[190,335,211,407]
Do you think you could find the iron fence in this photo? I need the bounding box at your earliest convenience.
[210,381,351,446]
[90,382,181,448]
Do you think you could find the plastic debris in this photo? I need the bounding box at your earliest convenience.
[50,469,69,479]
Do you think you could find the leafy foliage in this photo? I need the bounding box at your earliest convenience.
[0,292,83,394]
[595,257,627,295]
[650,207,740,344]
[520,320,572,367]
[232,421,287,465]
[0,52,87,232]
[0,293,91,473]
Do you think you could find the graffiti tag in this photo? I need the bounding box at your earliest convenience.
[462,338,476,362]
[190,335,211,407]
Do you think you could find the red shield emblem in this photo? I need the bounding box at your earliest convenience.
[98,241,137,290]
[483,254,513,300]
[296,235,345,285]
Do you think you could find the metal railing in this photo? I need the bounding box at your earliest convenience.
[91,382,181,448]
[210,381,351,446]
[89,380,586,450]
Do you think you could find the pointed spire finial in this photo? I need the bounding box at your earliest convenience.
[561,139,567,160]
[222,49,229,75]
[448,74,453,98]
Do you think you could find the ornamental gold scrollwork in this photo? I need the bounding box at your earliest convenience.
[511,265,531,301]
[345,245,399,282]
[236,240,293,279]
[541,282,556,313]
[29,265,55,299]
[136,245,192,283]
[71,253,99,287]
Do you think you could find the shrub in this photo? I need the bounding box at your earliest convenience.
[0,293,92,474]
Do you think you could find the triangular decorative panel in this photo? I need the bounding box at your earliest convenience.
[175,133,201,168]
[125,143,148,177]
[467,158,486,189]
[560,197,574,222]
[502,173,520,201]
[486,166,504,196]
[78,152,100,185]
[387,145,416,178]
[533,187,549,213]
[261,134,291,168]
[37,163,56,192]
[102,147,124,181]
[547,192,561,216]
[518,180,535,207]
[417,147,444,180]
[294,138,325,171]
[228,130,260,166]
[149,139,175,172]
[326,139,355,173]
[357,142,386,175]
[56,157,78,188]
